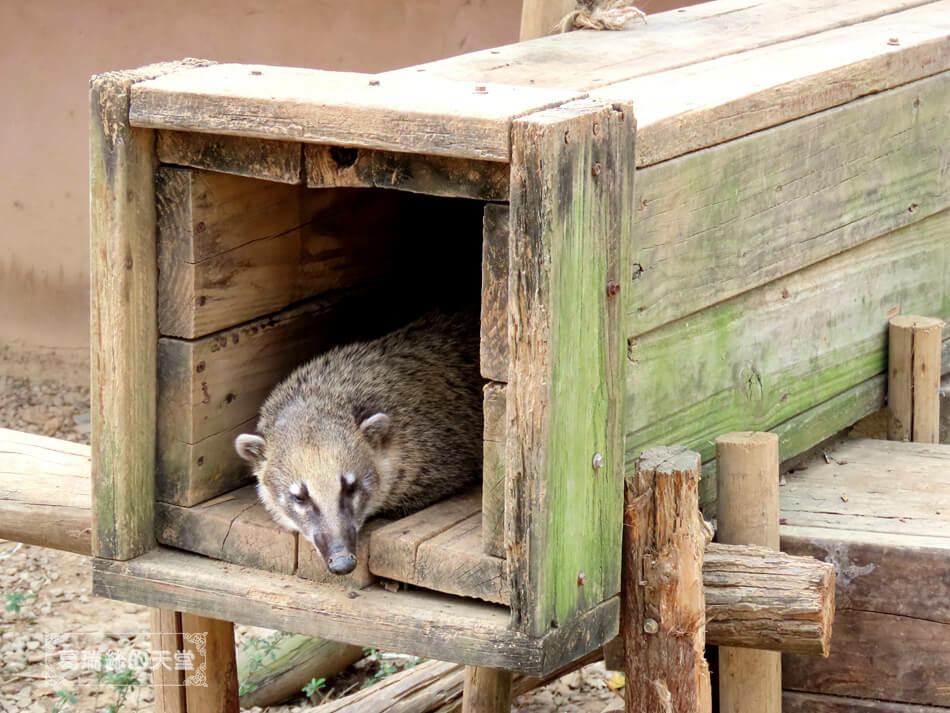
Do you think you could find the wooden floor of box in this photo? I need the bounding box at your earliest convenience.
[780,438,950,708]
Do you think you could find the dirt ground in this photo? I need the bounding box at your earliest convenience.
[0,376,621,713]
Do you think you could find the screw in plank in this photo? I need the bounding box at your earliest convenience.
[592,120,600,136]
[564,130,570,144]
[606,280,621,298]
[577,572,587,587]
[368,79,380,86]
[643,618,659,635]
[592,163,602,176]
[887,37,900,46]
[474,85,488,94]
[592,453,605,470]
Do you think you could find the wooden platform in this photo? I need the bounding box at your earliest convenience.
[780,438,950,709]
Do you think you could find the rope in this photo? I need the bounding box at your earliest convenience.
[556,0,648,32]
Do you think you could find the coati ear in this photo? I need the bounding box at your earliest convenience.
[358,413,391,449]
[235,434,267,463]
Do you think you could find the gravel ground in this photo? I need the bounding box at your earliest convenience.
[0,375,620,713]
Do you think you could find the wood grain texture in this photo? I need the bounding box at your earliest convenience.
[480,204,509,381]
[507,98,634,637]
[130,64,577,161]
[888,315,945,442]
[783,691,950,713]
[623,447,711,713]
[629,72,950,339]
[304,145,510,201]
[157,130,303,183]
[519,0,575,40]
[90,59,210,560]
[625,208,950,474]
[180,613,239,712]
[481,382,506,558]
[591,3,950,166]
[0,428,92,555]
[716,432,782,713]
[91,547,612,674]
[392,0,936,92]
[462,667,512,713]
[156,290,383,506]
[150,608,187,713]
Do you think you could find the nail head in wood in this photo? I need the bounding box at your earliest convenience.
[592,452,604,470]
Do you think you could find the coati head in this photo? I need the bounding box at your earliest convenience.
[235,407,395,576]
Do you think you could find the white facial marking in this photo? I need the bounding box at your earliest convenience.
[289,482,304,498]
[342,472,356,487]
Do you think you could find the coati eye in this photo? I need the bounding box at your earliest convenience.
[289,482,308,505]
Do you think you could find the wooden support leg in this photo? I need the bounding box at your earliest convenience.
[462,666,513,713]
[180,613,240,713]
[716,432,781,713]
[150,608,187,713]
[623,446,712,713]
[888,315,944,443]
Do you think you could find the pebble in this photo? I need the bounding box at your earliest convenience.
[26,640,40,651]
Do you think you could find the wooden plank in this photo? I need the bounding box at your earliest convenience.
[130,64,578,161]
[90,60,211,560]
[623,447,712,713]
[507,98,634,636]
[304,145,510,201]
[590,3,950,166]
[180,613,240,712]
[391,0,936,92]
[481,382,506,558]
[157,130,303,184]
[481,204,509,381]
[783,609,950,706]
[297,519,388,590]
[150,608,187,713]
[0,429,92,555]
[889,315,945,442]
[519,0,575,40]
[156,291,382,506]
[462,667,513,713]
[783,691,950,713]
[625,208,950,474]
[92,548,553,673]
[628,72,950,339]
[155,486,296,575]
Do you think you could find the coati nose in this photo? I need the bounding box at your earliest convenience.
[327,550,357,575]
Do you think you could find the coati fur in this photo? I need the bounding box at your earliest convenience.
[235,311,482,575]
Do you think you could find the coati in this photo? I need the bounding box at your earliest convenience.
[235,311,482,576]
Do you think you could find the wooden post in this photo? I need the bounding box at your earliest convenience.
[462,667,513,713]
[716,432,781,713]
[151,608,187,713]
[623,446,712,713]
[888,315,944,443]
[181,613,240,713]
[519,0,576,40]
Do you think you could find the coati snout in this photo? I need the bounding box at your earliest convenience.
[234,311,483,577]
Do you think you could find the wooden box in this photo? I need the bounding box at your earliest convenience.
[90,0,950,679]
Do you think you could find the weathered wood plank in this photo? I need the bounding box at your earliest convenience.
[130,64,578,161]
[156,291,380,506]
[889,315,945,442]
[480,204,509,382]
[462,666,512,713]
[155,486,296,575]
[784,609,950,706]
[628,72,950,338]
[590,3,950,166]
[297,518,388,590]
[0,429,92,555]
[783,691,950,713]
[507,98,634,637]
[150,609,187,713]
[92,548,558,674]
[519,0,575,40]
[90,60,210,560]
[157,130,303,183]
[180,613,240,712]
[391,0,936,92]
[625,208,950,472]
[481,382,506,558]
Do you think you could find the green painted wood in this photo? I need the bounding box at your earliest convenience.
[89,60,211,560]
[630,72,950,338]
[508,98,634,637]
[626,208,950,477]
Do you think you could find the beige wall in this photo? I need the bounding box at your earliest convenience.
[0,0,520,383]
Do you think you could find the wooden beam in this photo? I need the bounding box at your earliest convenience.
[0,428,92,555]
[888,315,945,442]
[481,382,506,558]
[90,59,210,560]
[462,667,512,713]
[157,130,303,184]
[480,204,509,382]
[519,0,575,40]
[507,97,634,638]
[716,432,782,713]
[130,64,578,162]
[784,691,950,713]
[180,613,239,712]
[623,446,711,713]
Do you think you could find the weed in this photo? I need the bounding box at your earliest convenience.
[93,655,140,713]
[51,690,77,713]
[303,676,326,698]
[5,591,36,613]
[239,630,291,696]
